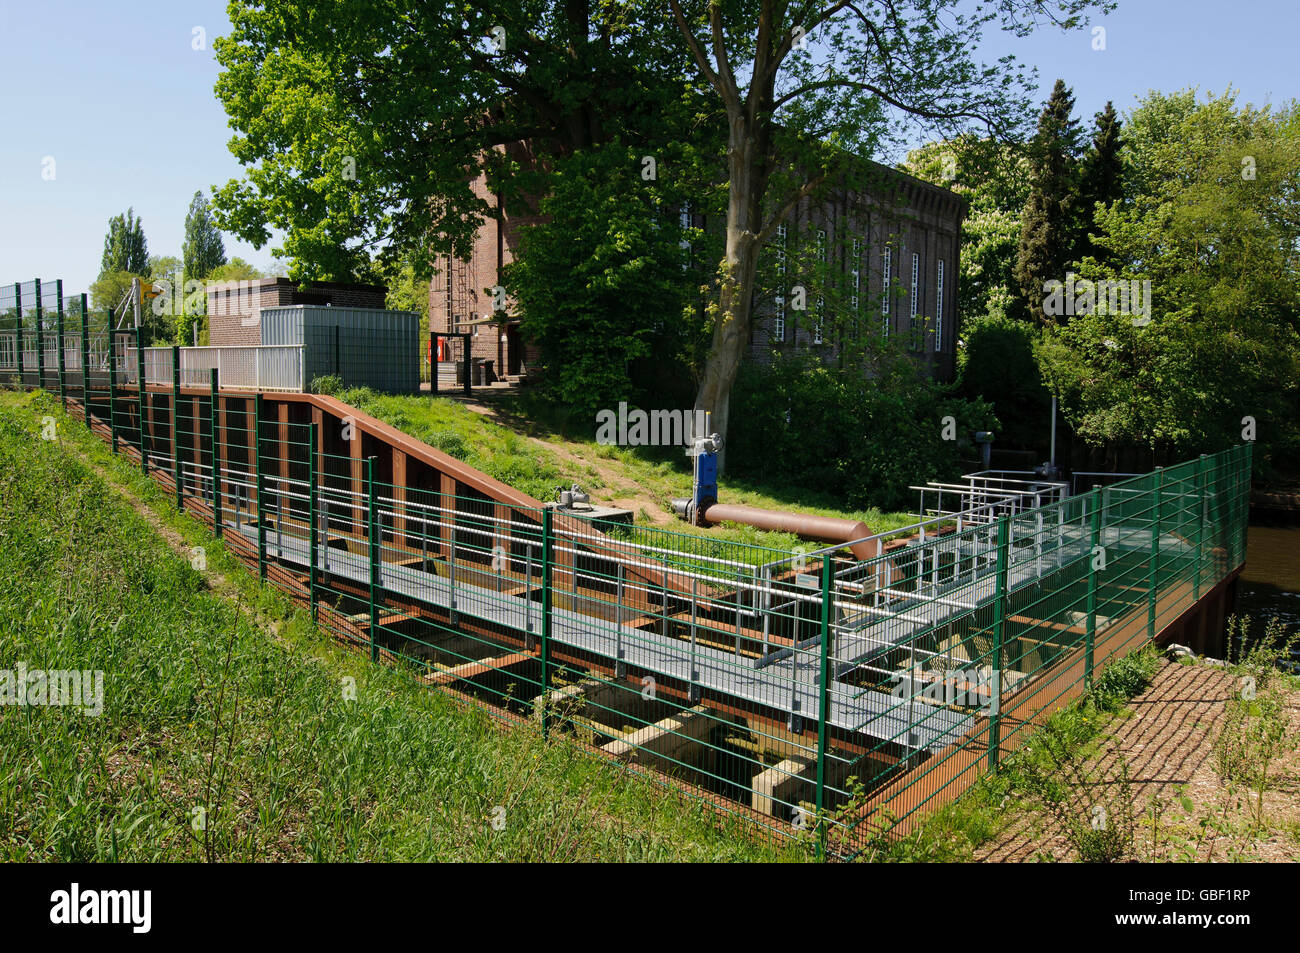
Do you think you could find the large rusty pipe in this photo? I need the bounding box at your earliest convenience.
[699,503,885,562]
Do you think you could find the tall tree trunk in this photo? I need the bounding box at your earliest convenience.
[694,120,768,471]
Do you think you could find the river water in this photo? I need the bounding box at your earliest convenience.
[1236,519,1300,660]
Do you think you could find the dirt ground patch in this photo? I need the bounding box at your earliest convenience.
[975,658,1300,862]
[458,396,678,522]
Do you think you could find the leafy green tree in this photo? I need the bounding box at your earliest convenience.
[90,271,138,316]
[905,137,1031,324]
[211,1,693,283]
[503,144,701,420]
[207,258,263,282]
[664,5,1108,453]
[382,258,432,378]
[148,255,198,343]
[149,254,183,287]
[183,191,227,280]
[958,312,1049,451]
[1014,79,1083,324]
[1037,90,1300,474]
[908,139,1048,451]
[211,0,1109,461]
[100,208,149,277]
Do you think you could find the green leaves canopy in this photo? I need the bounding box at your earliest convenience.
[1037,90,1300,472]
[212,0,694,282]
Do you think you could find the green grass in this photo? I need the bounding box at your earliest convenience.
[0,390,795,861]
[313,381,919,555]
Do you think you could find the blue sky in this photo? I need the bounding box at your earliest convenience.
[1,0,1295,295]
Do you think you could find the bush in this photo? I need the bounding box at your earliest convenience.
[727,353,997,511]
[957,313,1050,452]
[427,430,469,461]
[310,374,344,396]
[503,143,706,422]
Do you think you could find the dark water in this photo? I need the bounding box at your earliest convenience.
[1237,520,1300,658]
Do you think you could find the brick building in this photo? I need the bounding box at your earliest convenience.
[207,278,387,347]
[748,167,966,382]
[429,155,965,383]
[427,143,541,379]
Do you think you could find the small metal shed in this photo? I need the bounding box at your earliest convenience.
[259,305,420,393]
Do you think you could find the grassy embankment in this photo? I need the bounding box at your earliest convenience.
[0,390,794,861]
[317,383,920,551]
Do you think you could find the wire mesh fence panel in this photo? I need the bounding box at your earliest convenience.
[0,318,1253,857]
[0,284,18,378]
[36,279,61,393]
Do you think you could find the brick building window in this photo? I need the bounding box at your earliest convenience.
[882,246,892,335]
[909,252,921,351]
[935,259,945,353]
[774,224,788,344]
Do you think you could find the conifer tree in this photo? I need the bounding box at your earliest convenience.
[1076,101,1124,264]
[1014,79,1082,323]
[183,191,227,280]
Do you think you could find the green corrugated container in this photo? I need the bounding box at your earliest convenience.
[259,305,420,393]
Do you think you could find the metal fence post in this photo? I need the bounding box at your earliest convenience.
[79,295,90,421]
[1086,487,1101,689]
[56,287,66,407]
[1148,468,1163,641]
[108,324,118,451]
[13,283,23,384]
[309,420,318,623]
[1194,455,1207,599]
[815,552,832,861]
[136,326,148,473]
[34,278,44,391]
[988,516,1009,772]
[540,507,553,738]
[209,369,222,538]
[255,393,266,580]
[367,455,379,662]
[172,345,183,509]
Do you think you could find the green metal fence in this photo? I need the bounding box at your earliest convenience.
[2,274,1253,858]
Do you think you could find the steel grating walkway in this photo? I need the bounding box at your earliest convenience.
[242,519,976,750]
[236,513,1192,752]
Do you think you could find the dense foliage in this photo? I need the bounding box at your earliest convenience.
[911,87,1300,477]
[726,354,995,511]
[503,144,716,420]
[182,190,227,280]
[1037,90,1300,474]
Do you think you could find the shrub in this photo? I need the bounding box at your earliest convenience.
[310,374,344,396]
[727,353,996,511]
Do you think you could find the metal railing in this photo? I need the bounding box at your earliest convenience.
[4,274,1253,857]
[91,381,1253,856]
[120,344,306,391]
